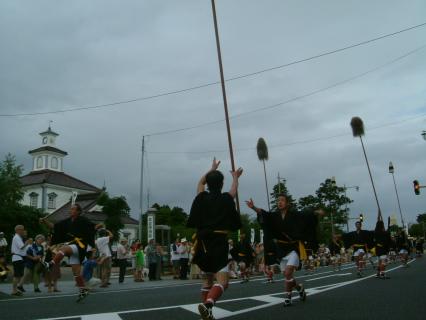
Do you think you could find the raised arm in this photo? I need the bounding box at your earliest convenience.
[228,167,243,199]
[197,158,221,194]
[245,198,262,215]
[39,217,54,230]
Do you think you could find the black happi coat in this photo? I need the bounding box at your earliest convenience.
[395,233,410,251]
[258,208,318,259]
[373,230,391,256]
[257,212,277,265]
[231,239,254,265]
[343,230,374,251]
[329,240,344,256]
[52,215,96,263]
[187,191,241,273]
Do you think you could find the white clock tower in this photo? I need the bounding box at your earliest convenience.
[29,126,67,172]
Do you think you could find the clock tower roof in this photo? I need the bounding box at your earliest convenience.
[28,146,68,156]
[39,126,59,137]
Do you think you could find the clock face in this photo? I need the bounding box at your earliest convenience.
[42,137,48,144]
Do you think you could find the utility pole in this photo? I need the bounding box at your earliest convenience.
[210,0,240,213]
[139,136,145,241]
[278,173,281,194]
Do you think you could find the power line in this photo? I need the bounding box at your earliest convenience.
[146,112,426,155]
[144,44,426,137]
[1,21,425,117]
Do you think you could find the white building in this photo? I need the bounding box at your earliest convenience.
[20,127,139,241]
[20,126,100,213]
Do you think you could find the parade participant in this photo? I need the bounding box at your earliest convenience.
[329,234,344,271]
[231,232,254,283]
[40,204,99,302]
[257,211,278,283]
[246,195,323,307]
[373,220,391,279]
[396,230,410,267]
[11,225,32,296]
[187,158,242,320]
[343,221,373,277]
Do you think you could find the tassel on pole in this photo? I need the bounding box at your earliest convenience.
[257,137,271,211]
[350,117,382,221]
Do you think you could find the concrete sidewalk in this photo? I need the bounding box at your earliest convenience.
[0,267,203,298]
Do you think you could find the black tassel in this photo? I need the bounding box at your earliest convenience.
[256,137,268,161]
[350,117,365,137]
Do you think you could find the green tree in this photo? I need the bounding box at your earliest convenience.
[416,214,426,224]
[298,178,352,244]
[98,193,131,241]
[269,179,296,211]
[141,203,193,245]
[0,154,47,247]
[409,223,424,238]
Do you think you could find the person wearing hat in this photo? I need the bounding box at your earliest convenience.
[187,158,243,320]
[178,238,189,280]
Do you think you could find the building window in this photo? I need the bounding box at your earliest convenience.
[48,193,57,209]
[36,156,43,169]
[29,192,38,208]
[51,157,58,169]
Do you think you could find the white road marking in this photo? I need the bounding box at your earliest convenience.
[81,313,122,320]
[0,265,354,303]
[35,259,416,320]
[306,272,352,282]
[251,295,284,303]
[181,304,233,317]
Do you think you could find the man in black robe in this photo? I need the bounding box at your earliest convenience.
[231,232,254,283]
[343,221,373,277]
[246,194,323,307]
[187,159,242,320]
[41,204,99,301]
[373,220,391,279]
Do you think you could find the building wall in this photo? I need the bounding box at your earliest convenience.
[21,184,97,214]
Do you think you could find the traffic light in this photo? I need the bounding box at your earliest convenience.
[414,180,420,195]
[359,214,364,222]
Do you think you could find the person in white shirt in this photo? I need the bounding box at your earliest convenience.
[178,238,190,280]
[11,225,31,296]
[95,228,113,288]
[117,239,129,283]
[170,238,181,279]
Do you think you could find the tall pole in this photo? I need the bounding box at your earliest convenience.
[344,185,349,232]
[139,136,145,241]
[391,171,405,229]
[262,160,271,211]
[359,136,382,221]
[278,173,282,194]
[210,0,240,212]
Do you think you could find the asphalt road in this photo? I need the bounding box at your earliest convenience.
[1,258,425,320]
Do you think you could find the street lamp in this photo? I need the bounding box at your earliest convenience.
[388,161,406,230]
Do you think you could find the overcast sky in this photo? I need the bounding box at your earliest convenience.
[1,0,425,231]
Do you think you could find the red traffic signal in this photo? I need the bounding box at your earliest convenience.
[414,180,420,195]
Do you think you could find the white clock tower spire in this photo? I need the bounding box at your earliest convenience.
[29,125,68,172]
